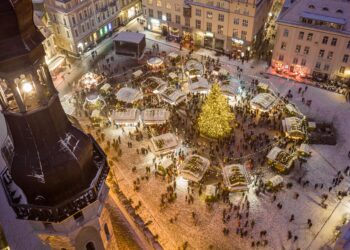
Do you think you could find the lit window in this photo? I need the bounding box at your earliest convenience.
[327,51,333,60]
[166,2,171,9]
[307,33,313,41]
[207,12,213,19]
[319,49,325,58]
[303,46,310,55]
[339,66,345,74]
[242,19,248,27]
[156,0,161,7]
[295,45,301,53]
[280,42,287,50]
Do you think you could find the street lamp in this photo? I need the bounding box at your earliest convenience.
[22,81,33,93]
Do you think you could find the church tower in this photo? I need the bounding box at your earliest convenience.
[0,1,115,249]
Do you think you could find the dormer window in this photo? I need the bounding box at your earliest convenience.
[308,4,315,9]
[336,9,343,14]
[322,7,329,11]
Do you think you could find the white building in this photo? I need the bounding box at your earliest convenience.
[272,0,350,82]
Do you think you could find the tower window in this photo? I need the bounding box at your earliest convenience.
[86,242,96,250]
[104,223,111,240]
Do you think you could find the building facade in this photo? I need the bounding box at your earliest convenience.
[0,1,116,249]
[45,0,141,57]
[143,0,272,53]
[272,0,350,81]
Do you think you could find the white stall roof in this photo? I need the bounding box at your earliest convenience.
[222,164,249,191]
[189,77,209,93]
[91,109,101,118]
[111,108,140,124]
[100,83,111,92]
[267,147,282,161]
[250,93,277,111]
[115,87,143,103]
[269,175,283,187]
[161,87,186,105]
[282,117,304,134]
[151,133,178,155]
[142,108,170,124]
[132,70,143,78]
[179,155,210,182]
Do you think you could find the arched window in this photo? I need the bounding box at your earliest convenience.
[104,223,111,240]
[86,242,96,250]
[308,4,315,9]
[322,7,329,11]
[336,9,343,13]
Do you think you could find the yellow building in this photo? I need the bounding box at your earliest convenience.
[143,0,272,53]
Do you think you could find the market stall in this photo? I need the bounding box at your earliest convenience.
[285,104,304,118]
[185,59,204,78]
[160,87,186,105]
[115,87,143,103]
[282,116,306,140]
[189,77,210,94]
[79,72,104,89]
[266,175,284,191]
[150,133,178,155]
[100,83,111,95]
[110,108,141,126]
[267,146,297,174]
[250,93,277,112]
[297,143,312,157]
[132,69,143,78]
[168,52,180,60]
[179,155,210,182]
[147,57,165,72]
[257,82,269,92]
[222,164,249,192]
[83,91,106,112]
[142,77,168,94]
[142,108,170,125]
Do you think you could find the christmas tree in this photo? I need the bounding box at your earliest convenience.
[198,83,234,139]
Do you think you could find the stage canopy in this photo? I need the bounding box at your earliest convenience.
[114,32,146,58]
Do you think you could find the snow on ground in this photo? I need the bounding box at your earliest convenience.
[82,67,350,249]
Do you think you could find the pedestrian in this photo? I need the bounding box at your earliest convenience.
[290,214,294,222]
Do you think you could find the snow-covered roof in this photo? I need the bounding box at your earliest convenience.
[298,143,311,154]
[219,68,229,76]
[169,72,178,79]
[189,77,209,93]
[0,114,8,148]
[160,87,186,105]
[111,109,140,124]
[100,83,111,92]
[267,147,283,161]
[142,108,170,125]
[282,117,306,138]
[115,87,143,103]
[48,55,65,72]
[168,52,179,59]
[151,133,178,155]
[179,155,210,182]
[222,164,249,192]
[250,93,277,111]
[91,109,101,118]
[142,77,168,94]
[268,175,284,186]
[114,32,145,44]
[221,84,238,97]
[147,57,164,66]
[132,70,143,78]
[185,59,204,78]
[257,82,269,90]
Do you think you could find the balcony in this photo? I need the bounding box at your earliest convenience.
[0,135,109,223]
